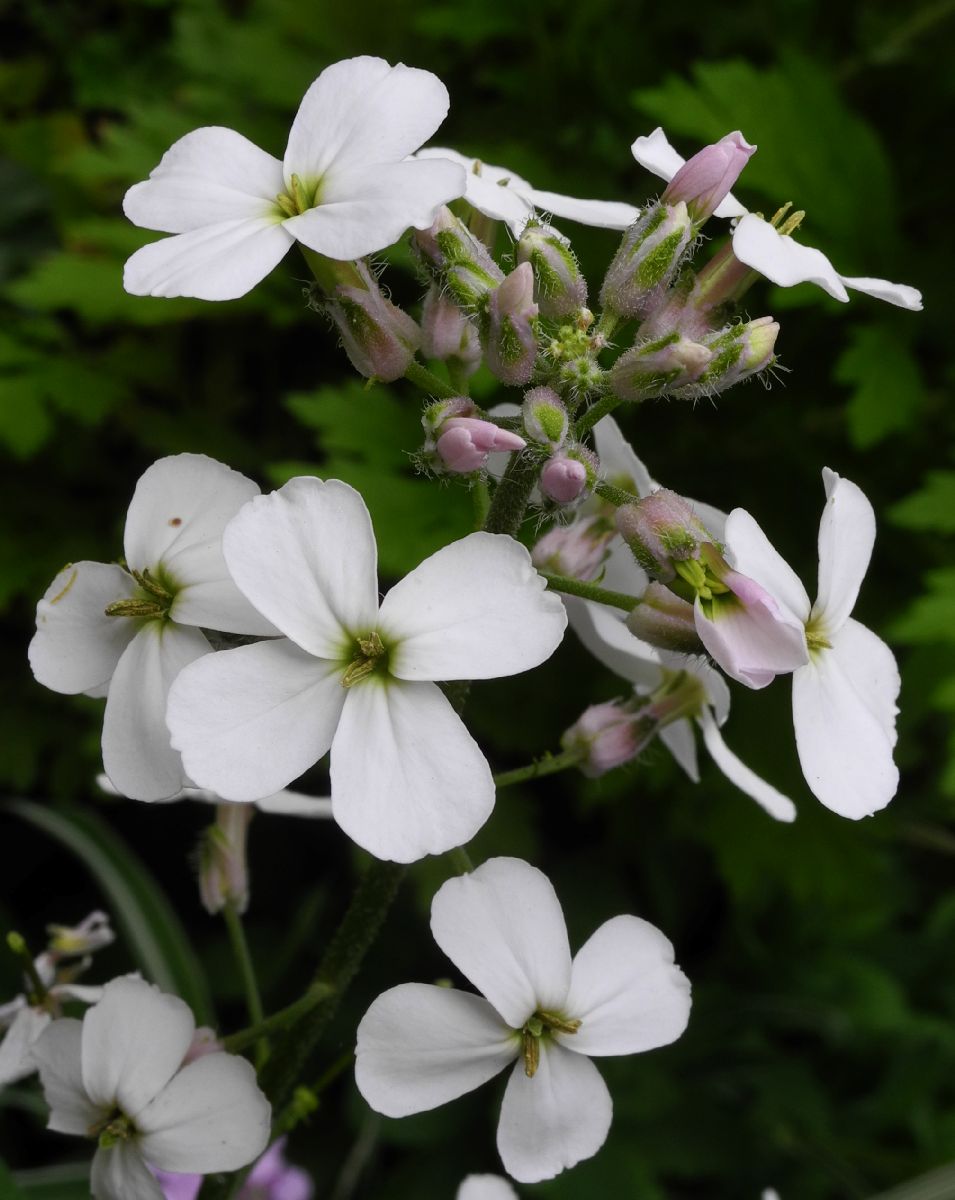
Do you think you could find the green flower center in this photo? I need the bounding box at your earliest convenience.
[341,630,390,688]
[275,173,322,218]
[104,566,177,621]
[520,1009,582,1078]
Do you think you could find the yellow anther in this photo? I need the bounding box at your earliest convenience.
[777,209,806,237]
[341,631,387,688]
[770,202,793,228]
[522,1029,540,1077]
[104,598,166,619]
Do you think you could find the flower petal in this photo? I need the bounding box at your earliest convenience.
[458,1176,518,1200]
[723,508,811,623]
[32,1018,102,1134]
[91,1143,164,1200]
[0,1007,50,1085]
[698,707,796,821]
[138,1053,270,1172]
[124,219,294,301]
[286,157,464,260]
[222,477,379,657]
[430,857,572,1028]
[123,127,284,234]
[355,983,516,1116]
[792,638,899,819]
[330,678,494,861]
[497,1043,612,1183]
[382,532,566,681]
[630,128,746,218]
[694,582,808,690]
[560,914,692,1055]
[840,275,923,311]
[166,639,345,802]
[659,719,699,781]
[813,468,875,635]
[253,789,334,818]
[565,596,663,690]
[29,562,138,695]
[285,57,453,181]
[524,187,639,231]
[732,214,850,301]
[594,415,653,497]
[102,623,210,801]
[82,978,194,1118]
[462,171,536,228]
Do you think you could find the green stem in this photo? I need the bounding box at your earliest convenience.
[595,479,640,508]
[404,359,460,399]
[222,902,266,1066]
[575,391,628,437]
[493,747,583,789]
[447,846,474,874]
[541,571,640,612]
[483,450,541,537]
[220,983,333,1054]
[471,479,491,529]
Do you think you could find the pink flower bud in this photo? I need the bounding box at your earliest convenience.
[420,284,481,375]
[615,490,712,582]
[198,804,253,915]
[485,262,539,385]
[662,131,755,223]
[600,201,694,319]
[626,582,702,654]
[561,699,657,777]
[517,221,588,319]
[531,514,615,580]
[413,207,504,310]
[435,417,526,474]
[325,262,421,382]
[608,332,713,401]
[522,386,568,449]
[692,317,779,395]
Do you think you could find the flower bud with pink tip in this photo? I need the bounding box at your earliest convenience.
[413,207,504,311]
[421,284,481,375]
[540,445,598,506]
[531,514,615,580]
[687,317,778,397]
[662,131,755,224]
[615,490,711,583]
[324,261,421,382]
[608,332,713,401]
[626,582,702,654]
[436,418,526,474]
[600,201,694,319]
[485,262,539,385]
[517,221,588,319]
[561,699,658,776]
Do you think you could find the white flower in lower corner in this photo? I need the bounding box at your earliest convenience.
[32,976,270,1200]
[458,1176,517,1200]
[29,454,276,802]
[355,857,691,1183]
[722,469,900,818]
[166,478,567,863]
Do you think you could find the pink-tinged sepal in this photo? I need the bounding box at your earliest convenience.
[323,261,421,382]
[517,221,588,319]
[662,131,755,224]
[484,262,539,385]
[599,201,694,319]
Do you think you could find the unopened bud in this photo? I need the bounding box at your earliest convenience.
[324,262,420,382]
[539,445,598,506]
[413,207,504,311]
[608,332,713,401]
[561,699,657,777]
[199,804,253,915]
[435,417,526,474]
[600,201,694,318]
[46,911,114,958]
[420,284,481,375]
[422,395,476,437]
[626,582,702,654]
[683,317,779,396]
[522,386,568,449]
[517,221,588,319]
[662,131,755,223]
[531,514,615,580]
[485,262,539,386]
[615,490,711,582]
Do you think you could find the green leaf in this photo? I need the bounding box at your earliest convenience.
[834,324,926,448]
[0,1158,27,1200]
[11,1161,90,1199]
[890,471,955,533]
[0,377,53,457]
[891,570,955,644]
[5,800,213,1023]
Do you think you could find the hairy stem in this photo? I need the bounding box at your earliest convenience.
[541,571,640,612]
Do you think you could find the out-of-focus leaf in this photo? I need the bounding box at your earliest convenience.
[0,378,52,458]
[0,1158,27,1199]
[12,1162,90,1199]
[835,324,926,449]
[5,800,213,1024]
[890,471,955,532]
[891,570,955,644]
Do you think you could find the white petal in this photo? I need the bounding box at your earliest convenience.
[732,214,850,301]
[599,535,650,595]
[723,508,811,623]
[461,171,535,228]
[285,57,453,181]
[560,914,692,1055]
[457,1175,518,1200]
[253,789,333,817]
[123,219,294,301]
[594,415,653,497]
[792,641,898,819]
[813,468,875,635]
[659,719,700,781]
[566,596,663,690]
[123,127,284,234]
[833,619,900,745]
[430,857,572,1028]
[330,679,494,862]
[382,533,566,681]
[355,983,517,1117]
[694,588,808,691]
[0,1007,50,1085]
[524,187,639,230]
[138,1053,270,1172]
[222,477,379,658]
[629,128,745,218]
[497,1044,612,1183]
[91,1143,164,1200]
[102,623,209,801]
[287,158,465,260]
[698,708,796,822]
[33,1018,102,1134]
[167,639,345,802]
[82,978,194,1118]
[29,562,138,694]
[840,275,923,311]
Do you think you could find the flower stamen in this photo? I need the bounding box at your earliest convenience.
[341,630,387,688]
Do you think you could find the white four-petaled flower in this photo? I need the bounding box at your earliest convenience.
[32,976,270,1200]
[355,857,691,1183]
[166,478,567,862]
[124,57,466,300]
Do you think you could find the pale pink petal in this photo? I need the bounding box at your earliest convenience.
[91,1143,164,1200]
[732,214,849,301]
[840,275,923,311]
[355,983,517,1116]
[138,1053,270,1172]
[285,57,453,181]
[123,219,294,301]
[497,1044,612,1183]
[29,562,138,695]
[694,583,808,690]
[0,1007,50,1085]
[430,857,572,1028]
[123,127,284,234]
[813,468,875,635]
[82,979,193,1117]
[330,679,494,862]
[723,508,811,623]
[101,622,209,801]
[629,128,746,218]
[222,477,379,658]
[381,533,566,681]
[286,158,464,260]
[523,187,639,230]
[698,708,796,821]
[560,914,691,1055]
[166,639,345,802]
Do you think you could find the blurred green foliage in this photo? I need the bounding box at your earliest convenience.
[1,0,954,1197]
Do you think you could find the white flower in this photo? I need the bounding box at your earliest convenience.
[124,57,466,300]
[166,478,567,863]
[458,1176,518,1200]
[29,455,276,802]
[355,857,691,1183]
[631,127,922,310]
[417,147,639,235]
[722,468,900,818]
[95,773,333,819]
[32,977,270,1200]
